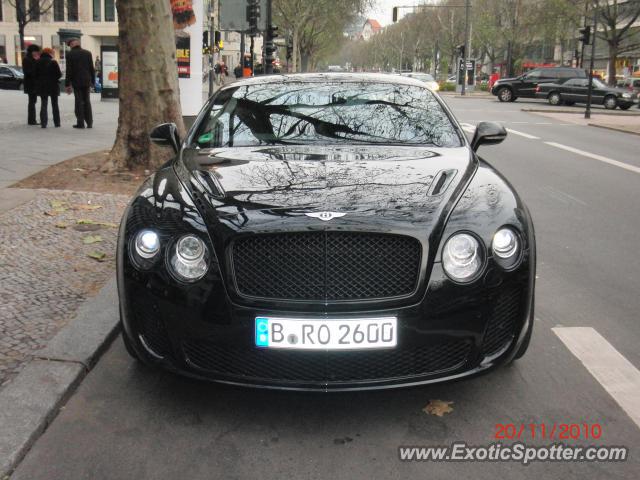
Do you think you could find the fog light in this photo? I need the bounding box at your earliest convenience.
[134,230,160,259]
[170,234,209,282]
[492,228,518,259]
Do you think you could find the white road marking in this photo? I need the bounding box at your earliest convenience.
[505,128,540,139]
[553,327,640,429]
[459,122,476,133]
[545,142,640,175]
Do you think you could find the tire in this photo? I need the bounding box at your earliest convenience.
[513,319,533,359]
[497,87,514,103]
[563,100,575,106]
[619,104,631,110]
[547,92,562,106]
[603,95,617,110]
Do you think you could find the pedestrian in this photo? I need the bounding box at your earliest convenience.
[22,44,41,125]
[35,48,62,128]
[64,38,95,129]
[234,64,242,79]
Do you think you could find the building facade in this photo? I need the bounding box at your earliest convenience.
[0,0,118,65]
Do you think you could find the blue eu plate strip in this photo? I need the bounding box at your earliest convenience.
[255,317,269,347]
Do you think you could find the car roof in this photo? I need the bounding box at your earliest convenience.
[220,72,429,90]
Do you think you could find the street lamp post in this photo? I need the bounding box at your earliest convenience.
[462,0,470,96]
[585,9,597,120]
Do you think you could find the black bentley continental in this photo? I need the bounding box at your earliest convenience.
[117,73,536,391]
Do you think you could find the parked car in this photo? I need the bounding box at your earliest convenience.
[536,77,639,110]
[400,71,440,91]
[118,73,535,391]
[117,73,535,391]
[491,67,586,102]
[0,65,24,90]
[621,77,640,95]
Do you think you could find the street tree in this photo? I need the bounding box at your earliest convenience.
[6,0,56,54]
[593,0,640,84]
[102,0,185,172]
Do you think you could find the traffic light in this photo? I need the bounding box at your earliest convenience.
[202,31,209,48]
[456,44,465,57]
[392,7,398,23]
[246,0,261,36]
[578,26,591,45]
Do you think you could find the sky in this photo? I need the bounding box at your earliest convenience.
[368,0,426,26]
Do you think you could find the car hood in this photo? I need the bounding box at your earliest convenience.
[181,145,476,235]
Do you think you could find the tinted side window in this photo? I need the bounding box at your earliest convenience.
[526,70,541,79]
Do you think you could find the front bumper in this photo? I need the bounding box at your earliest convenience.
[120,257,534,391]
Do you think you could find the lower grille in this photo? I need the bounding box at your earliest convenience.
[232,232,422,301]
[131,303,172,358]
[482,288,522,356]
[183,340,470,382]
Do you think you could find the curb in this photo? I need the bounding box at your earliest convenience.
[0,277,119,477]
[439,93,492,99]
[521,108,640,116]
[588,123,640,136]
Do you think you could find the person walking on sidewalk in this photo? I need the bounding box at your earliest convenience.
[64,38,95,129]
[35,48,62,128]
[22,44,41,125]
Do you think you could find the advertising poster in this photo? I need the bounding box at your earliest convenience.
[172,0,195,78]
[176,32,191,78]
[102,50,119,89]
[170,0,203,116]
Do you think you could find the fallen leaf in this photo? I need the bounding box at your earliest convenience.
[50,200,68,209]
[73,224,102,232]
[54,222,67,229]
[422,400,454,417]
[87,251,107,262]
[83,235,103,244]
[97,221,118,228]
[72,168,87,172]
[72,204,103,211]
[44,210,57,216]
[76,219,96,224]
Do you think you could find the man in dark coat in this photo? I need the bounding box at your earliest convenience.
[22,44,41,125]
[35,48,62,128]
[64,38,95,129]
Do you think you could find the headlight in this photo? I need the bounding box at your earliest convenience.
[134,230,160,259]
[169,234,209,282]
[622,93,631,98]
[442,233,482,282]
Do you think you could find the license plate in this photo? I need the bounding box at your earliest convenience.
[255,317,397,350]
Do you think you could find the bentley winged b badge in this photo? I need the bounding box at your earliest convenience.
[304,211,347,221]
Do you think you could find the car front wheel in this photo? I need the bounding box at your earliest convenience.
[603,95,617,110]
[547,92,562,106]
[497,87,514,102]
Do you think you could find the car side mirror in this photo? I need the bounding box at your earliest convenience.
[150,123,181,154]
[470,121,507,151]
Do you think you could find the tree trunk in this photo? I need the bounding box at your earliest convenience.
[18,23,25,58]
[102,0,185,173]
[607,42,617,86]
[292,27,299,73]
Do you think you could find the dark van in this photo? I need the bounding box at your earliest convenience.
[491,67,587,102]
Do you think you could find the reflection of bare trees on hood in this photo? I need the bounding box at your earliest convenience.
[194,82,462,149]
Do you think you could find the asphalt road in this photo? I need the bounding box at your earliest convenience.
[12,97,640,479]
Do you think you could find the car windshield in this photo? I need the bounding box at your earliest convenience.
[593,79,606,88]
[192,81,462,148]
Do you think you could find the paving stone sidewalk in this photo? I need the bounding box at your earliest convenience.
[0,189,128,389]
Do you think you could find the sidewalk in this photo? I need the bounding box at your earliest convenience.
[0,89,124,389]
[0,89,117,190]
[529,110,640,135]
